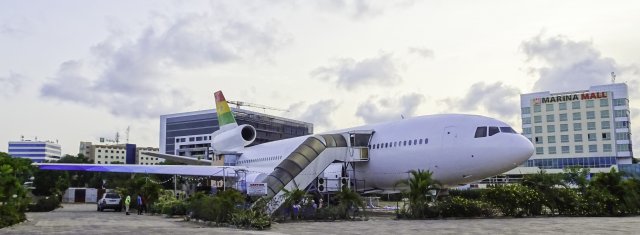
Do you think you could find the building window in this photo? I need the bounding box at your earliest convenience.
[587,122,596,130]
[560,124,568,132]
[189,137,195,141]
[548,136,556,143]
[534,105,541,113]
[574,134,583,142]
[522,107,531,114]
[559,113,568,121]
[573,123,582,131]
[98,161,101,164]
[600,99,609,107]
[546,104,554,112]
[535,137,543,144]
[572,112,581,121]
[559,102,567,110]
[548,146,557,154]
[587,133,597,141]
[601,132,611,140]
[522,117,531,124]
[572,101,581,109]
[613,98,628,106]
[561,146,570,153]
[536,147,544,155]
[617,144,631,152]
[534,116,542,123]
[615,121,629,129]
[575,145,584,153]
[561,135,569,143]
[601,110,610,118]
[603,144,612,152]
[547,125,555,133]
[546,114,555,122]
[601,121,610,129]
[586,111,595,120]
[98,155,101,158]
[615,132,630,140]
[589,144,597,153]
[523,128,532,134]
[586,100,594,108]
[614,110,629,118]
[98,150,101,152]
[535,126,543,133]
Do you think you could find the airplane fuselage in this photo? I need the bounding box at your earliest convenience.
[235,114,533,192]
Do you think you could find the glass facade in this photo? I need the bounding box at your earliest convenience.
[8,141,61,163]
[523,157,616,169]
[162,109,313,155]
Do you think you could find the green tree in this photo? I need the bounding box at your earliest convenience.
[0,152,34,228]
[395,169,441,218]
[58,154,94,187]
[280,187,307,220]
[335,187,366,219]
[563,166,590,194]
[521,170,566,215]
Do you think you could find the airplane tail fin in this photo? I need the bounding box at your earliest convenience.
[214,91,238,130]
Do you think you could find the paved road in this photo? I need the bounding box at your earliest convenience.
[3,203,640,234]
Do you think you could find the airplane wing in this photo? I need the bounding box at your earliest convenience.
[141,152,212,165]
[34,163,244,177]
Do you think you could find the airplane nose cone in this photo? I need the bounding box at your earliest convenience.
[512,135,534,164]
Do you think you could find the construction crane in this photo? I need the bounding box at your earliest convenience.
[227,100,289,113]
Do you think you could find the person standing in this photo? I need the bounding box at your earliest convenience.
[137,194,143,215]
[124,195,131,215]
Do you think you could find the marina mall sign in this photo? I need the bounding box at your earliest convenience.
[533,92,608,104]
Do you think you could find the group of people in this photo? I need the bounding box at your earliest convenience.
[123,194,146,215]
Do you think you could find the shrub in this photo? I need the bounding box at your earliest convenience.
[161,201,187,216]
[483,184,542,217]
[438,196,495,218]
[27,197,61,212]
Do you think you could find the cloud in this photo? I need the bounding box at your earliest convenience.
[311,52,402,90]
[356,93,425,124]
[289,100,340,131]
[521,34,639,92]
[41,13,289,118]
[313,0,417,19]
[441,82,520,118]
[408,47,434,59]
[0,72,26,97]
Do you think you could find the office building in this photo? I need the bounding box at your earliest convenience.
[79,142,163,165]
[160,108,313,159]
[514,83,632,174]
[8,140,62,163]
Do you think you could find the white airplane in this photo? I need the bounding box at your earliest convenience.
[37,91,533,200]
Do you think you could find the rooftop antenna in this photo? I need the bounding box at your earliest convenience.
[611,72,616,84]
[125,126,130,144]
[115,132,120,145]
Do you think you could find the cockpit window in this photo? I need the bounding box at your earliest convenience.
[474,127,487,138]
[488,126,500,136]
[500,127,517,134]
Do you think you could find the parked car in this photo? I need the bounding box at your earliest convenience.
[97,192,122,212]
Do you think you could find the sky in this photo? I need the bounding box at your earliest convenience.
[1,0,639,156]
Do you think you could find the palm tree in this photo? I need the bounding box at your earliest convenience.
[281,187,307,220]
[335,187,366,219]
[395,169,441,218]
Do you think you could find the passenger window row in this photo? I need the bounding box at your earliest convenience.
[238,155,283,164]
[475,126,517,138]
[368,138,429,150]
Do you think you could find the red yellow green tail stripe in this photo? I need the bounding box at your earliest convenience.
[214,91,236,128]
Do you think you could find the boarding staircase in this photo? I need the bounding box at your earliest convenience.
[260,133,356,215]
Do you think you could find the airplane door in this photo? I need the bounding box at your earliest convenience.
[443,126,457,148]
